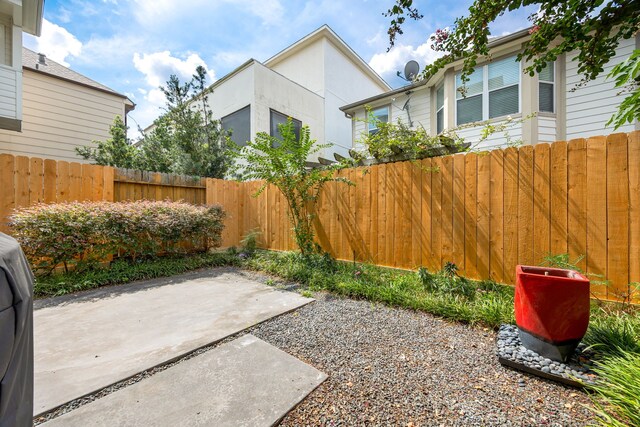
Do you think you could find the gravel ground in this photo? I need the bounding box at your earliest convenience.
[250,292,595,426]
[34,269,596,426]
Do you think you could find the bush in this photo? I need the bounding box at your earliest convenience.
[10,200,225,273]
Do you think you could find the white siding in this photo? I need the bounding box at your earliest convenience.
[456,120,523,152]
[350,86,431,152]
[565,36,636,138]
[204,62,325,161]
[0,69,129,161]
[538,116,557,143]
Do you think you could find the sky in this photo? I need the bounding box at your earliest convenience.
[24,0,537,134]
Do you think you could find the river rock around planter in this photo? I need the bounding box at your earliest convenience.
[496,324,597,388]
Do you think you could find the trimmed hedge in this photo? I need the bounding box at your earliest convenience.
[10,200,225,273]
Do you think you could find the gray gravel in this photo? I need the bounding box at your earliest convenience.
[250,292,595,426]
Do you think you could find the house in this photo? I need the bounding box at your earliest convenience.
[0,48,135,162]
[0,0,43,131]
[341,28,639,153]
[197,25,390,162]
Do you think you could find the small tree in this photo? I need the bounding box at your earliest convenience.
[229,119,349,255]
[76,115,139,168]
[81,67,231,178]
[384,0,640,128]
[142,66,231,178]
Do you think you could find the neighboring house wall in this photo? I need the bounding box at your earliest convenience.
[267,38,325,95]
[565,35,637,139]
[345,32,637,152]
[204,60,324,159]
[322,38,391,153]
[0,67,132,162]
[265,26,390,158]
[0,12,23,131]
[352,85,431,150]
[253,62,325,152]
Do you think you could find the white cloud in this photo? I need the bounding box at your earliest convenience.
[369,38,443,80]
[23,19,82,66]
[130,51,215,131]
[132,51,213,88]
[227,0,284,26]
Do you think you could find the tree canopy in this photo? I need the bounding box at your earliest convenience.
[385,0,640,128]
[77,66,231,178]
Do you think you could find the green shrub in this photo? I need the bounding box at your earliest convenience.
[10,200,225,273]
[239,229,260,256]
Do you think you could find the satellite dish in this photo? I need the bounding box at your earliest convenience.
[404,60,420,81]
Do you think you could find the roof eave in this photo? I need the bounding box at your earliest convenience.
[340,27,533,112]
[265,25,391,92]
[21,0,44,36]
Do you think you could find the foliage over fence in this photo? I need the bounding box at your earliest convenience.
[10,200,225,273]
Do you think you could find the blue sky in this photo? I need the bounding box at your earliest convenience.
[24,0,536,132]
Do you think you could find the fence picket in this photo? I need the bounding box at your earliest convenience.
[1,132,639,303]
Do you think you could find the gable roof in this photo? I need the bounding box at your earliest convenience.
[265,25,391,92]
[22,47,134,108]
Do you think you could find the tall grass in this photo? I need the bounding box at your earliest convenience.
[587,350,640,427]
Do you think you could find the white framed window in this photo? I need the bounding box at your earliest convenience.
[436,84,445,134]
[456,67,484,125]
[368,106,389,135]
[539,61,555,113]
[456,55,520,125]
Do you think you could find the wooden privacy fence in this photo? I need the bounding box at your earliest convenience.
[210,131,640,302]
[0,131,639,301]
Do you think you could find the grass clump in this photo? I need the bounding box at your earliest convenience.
[587,350,640,427]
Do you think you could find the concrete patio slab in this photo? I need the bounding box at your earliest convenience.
[41,334,327,427]
[34,269,313,416]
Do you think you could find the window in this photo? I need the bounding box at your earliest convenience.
[456,55,520,125]
[436,84,445,134]
[456,67,483,125]
[368,106,389,135]
[270,109,301,146]
[488,56,519,119]
[539,61,554,113]
[221,105,251,147]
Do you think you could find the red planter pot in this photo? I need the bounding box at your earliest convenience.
[515,265,590,362]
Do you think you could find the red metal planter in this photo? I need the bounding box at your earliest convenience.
[515,265,590,362]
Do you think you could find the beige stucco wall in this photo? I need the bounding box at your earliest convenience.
[253,62,325,158]
[204,61,325,160]
[268,38,325,96]
[0,69,129,161]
